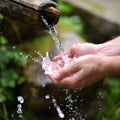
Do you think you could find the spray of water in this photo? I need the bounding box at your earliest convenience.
[42,52,72,74]
[52,97,65,118]
[17,96,24,119]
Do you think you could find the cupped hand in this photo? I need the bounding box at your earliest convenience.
[53,43,98,61]
[48,55,109,89]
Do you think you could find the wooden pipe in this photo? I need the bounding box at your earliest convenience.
[0,0,60,30]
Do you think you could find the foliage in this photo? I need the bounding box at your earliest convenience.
[60,15,84,35]
[98,78,120,120]
[0,36,27,119]
[57,1,85,37]
[57,1,73,15]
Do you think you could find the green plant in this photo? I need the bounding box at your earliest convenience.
[0,36,27,120]
[57,1,73,15]
[57,1,85,37]
[98,78,120,120]
[60,16,84,35]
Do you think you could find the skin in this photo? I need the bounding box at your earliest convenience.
[47,36,120,89]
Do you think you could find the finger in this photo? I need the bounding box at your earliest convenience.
[49,66,88,89]
[53,54,62,61]
[51,71,83,89]
[53,50,73,61]
[51,60,81,81]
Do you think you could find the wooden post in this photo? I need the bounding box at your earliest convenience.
[0,0,60,30]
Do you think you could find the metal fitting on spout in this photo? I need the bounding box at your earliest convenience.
[38,0,57,10]
[38,0,60,28]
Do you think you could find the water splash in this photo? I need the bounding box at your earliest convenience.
[19,51,43,64]
[17,96,24,119]
[61,89,86,120]
[45,94,65,119]
[42,52,56,74]
[42,52,72,74]
[41,15,73,74]
[45,94,50,99]
[17,96,24,104]
[52,97,65,119]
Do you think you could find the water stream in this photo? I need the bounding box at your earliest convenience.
[16,96,24,119]
[41,16,72,74]
[41,15,64,53]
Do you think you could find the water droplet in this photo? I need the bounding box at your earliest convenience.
[17,96,24,104]
[45,95,50,99]
[20,53,23,56]
[12,46,16,49]
[17,96,24,119]
[42,84,46,87]
[52,97,65,118]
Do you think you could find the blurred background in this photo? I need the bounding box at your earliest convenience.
[0,0,120,120]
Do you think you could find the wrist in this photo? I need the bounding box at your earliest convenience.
[102,56,120,77]
[95,43,120,56]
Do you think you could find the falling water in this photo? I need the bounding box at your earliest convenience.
[45,94,65,118]
[17,96,24,119]
[52,97,65,119]
[41,15,64,53]
[41,16,72,74]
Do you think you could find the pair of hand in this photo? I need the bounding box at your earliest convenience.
[46,37,120,89]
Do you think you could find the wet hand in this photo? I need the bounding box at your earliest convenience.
[53,43,98,61]
[48,55,108,89]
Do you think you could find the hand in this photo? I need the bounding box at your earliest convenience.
[48,55,109,89]
[53,43,98,61]
[46,36,120,89]
[53,39,120,61]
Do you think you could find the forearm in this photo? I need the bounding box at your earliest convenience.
[104,36,120,45]
[103,56,120,77]
[96,36,120,56]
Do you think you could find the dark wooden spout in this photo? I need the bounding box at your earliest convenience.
[0,0,60,30]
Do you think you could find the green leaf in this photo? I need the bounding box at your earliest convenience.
[1,69,19,88]
[13,51,27,66]
[61,16,84,34]
[57,2,73,15]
